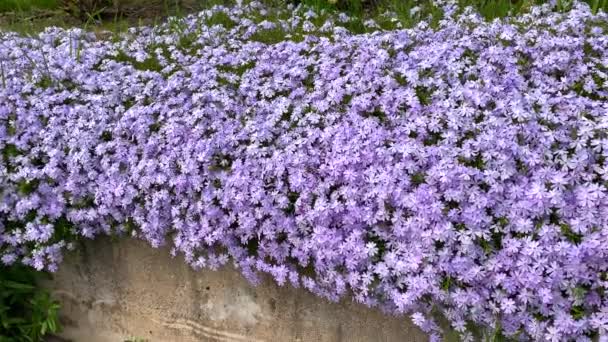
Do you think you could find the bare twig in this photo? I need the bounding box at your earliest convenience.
[0,60,6,88]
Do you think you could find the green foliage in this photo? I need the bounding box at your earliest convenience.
[205,10,236,29]
[60,0,111,20]
[112,50,163,72]
[249,26,289,44]
[560,223,583,244]
[2,0,608,36]
[590,0,608,13]
[0,0,58,13]
[297,0,608,28]
[0,264,61,342]
[410,171,427,186]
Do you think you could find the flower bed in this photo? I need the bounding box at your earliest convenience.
[1,1,608,340]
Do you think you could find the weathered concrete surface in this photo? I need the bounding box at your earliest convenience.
[44,238,428,342]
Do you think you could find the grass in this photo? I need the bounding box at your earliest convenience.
[0,0,58,13]
[0,0,67,33]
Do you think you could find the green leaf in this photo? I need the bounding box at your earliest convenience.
[2,280,35,291]
[47,317,57,333]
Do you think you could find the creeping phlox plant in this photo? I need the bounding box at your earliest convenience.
[1,1,607,340]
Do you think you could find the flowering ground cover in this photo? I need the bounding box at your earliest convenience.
[1,1,608,340]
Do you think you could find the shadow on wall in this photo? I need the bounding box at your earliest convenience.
[42,237,428,342]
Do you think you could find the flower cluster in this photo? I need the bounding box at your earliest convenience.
[1,1,608,340]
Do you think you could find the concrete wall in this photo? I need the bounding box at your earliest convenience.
[44,238,428,342]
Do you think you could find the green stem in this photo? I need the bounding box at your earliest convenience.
[592,0,599,14]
